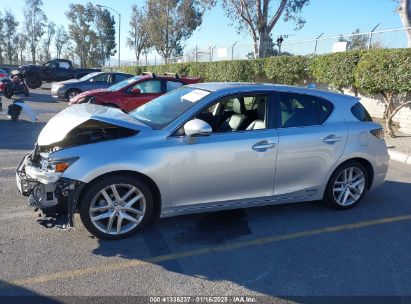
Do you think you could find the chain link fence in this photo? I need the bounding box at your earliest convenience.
[123,27,411,67]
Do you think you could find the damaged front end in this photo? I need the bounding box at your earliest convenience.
[16,117,139,229]
[16,147,84,228]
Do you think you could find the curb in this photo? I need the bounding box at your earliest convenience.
[388,148,411,165]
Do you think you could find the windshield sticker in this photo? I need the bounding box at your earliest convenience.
[181,90,210,103]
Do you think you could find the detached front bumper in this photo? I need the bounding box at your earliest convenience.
[16,154,84,226]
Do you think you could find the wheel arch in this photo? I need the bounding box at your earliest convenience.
[329,157,374,190]
[77,170,162,218]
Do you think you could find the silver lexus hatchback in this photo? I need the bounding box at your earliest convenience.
[16,83,389,239]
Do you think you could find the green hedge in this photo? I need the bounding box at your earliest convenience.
[354,48,411,95]
[117,49,411,93]
[118,56,310,84]
[310,51,362,92]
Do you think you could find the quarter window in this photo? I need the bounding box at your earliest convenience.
[279,93,333,128]
[351,102,373,122]
[114,74,131,83]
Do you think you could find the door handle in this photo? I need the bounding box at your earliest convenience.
[323,134,343,144]
[252,141,276,151]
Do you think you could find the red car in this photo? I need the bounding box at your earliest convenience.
[68,73,201,112]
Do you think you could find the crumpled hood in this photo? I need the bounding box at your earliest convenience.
[38,103,151,146]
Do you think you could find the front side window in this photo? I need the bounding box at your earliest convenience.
[193,95,268,133]
[91,73,109,83]
[132,80,162,93]
[279,93,333,128]
[129,87,210,129]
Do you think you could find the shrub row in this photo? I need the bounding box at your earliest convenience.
[119,55,310,85]
[119,49,411,95]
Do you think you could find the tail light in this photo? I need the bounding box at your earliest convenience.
[370,128,384,139]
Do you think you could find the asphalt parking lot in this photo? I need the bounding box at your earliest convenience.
[1,90,411,302]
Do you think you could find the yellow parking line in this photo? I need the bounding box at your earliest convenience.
[3,214,411,288]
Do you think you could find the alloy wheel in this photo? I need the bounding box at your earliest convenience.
[332,167,365,206]
[89,184,146,235]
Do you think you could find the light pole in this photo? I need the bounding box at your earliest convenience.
[97,4,121,67]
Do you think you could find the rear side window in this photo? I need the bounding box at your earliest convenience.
[166,81,183,92]
[351,102,373,122]
[279,93,334,128]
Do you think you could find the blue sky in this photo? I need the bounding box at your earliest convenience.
[4,0,404,62]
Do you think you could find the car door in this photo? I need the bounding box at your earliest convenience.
[86,73,111,90]
[166,93,278,208]
[119,79,164,112]
[54,61,71,80]
[274,92,347,199]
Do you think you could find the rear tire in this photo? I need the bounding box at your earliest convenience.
[324,161,369,210]
[79,174,154,240]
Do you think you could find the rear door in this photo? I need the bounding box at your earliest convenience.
[274,92,347,199]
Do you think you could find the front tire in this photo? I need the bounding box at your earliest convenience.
[79,174,154,239]
[324,161,369,210]
[65,89,81,101]
[25,76,42,89]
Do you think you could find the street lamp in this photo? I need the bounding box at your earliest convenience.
[97,4,121,67]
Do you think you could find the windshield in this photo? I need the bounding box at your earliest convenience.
[79,72,100,81]
[129,87,210,129]
[107,76,142,92]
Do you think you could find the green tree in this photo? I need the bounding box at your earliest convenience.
[222,0,309,58]
[15,33,28,64]
[339,29,368,51]
[3,10,19,64]
[42,21,56,60]
[24,0,47,63]
[145,0,209,62]
[127,4,151,63]
[66,3,96,67]
[54,25,68,59]
[94,6,116,66]
[0,13,5,64]
[355,49,411,137]
[66,3,116,67]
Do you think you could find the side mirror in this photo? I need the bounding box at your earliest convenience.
[184,119,212,137]
[89,78,95,83]
[131,88,141,95]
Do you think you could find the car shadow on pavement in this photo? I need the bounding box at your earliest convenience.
[91,179,411,297]
[0,280,60,303]
[0,121,46,150]
[2,92,58,103]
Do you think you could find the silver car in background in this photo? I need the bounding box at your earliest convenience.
[51,71,134,101]
[16,83,389,239]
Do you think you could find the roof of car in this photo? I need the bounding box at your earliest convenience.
[189,82,358,103]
